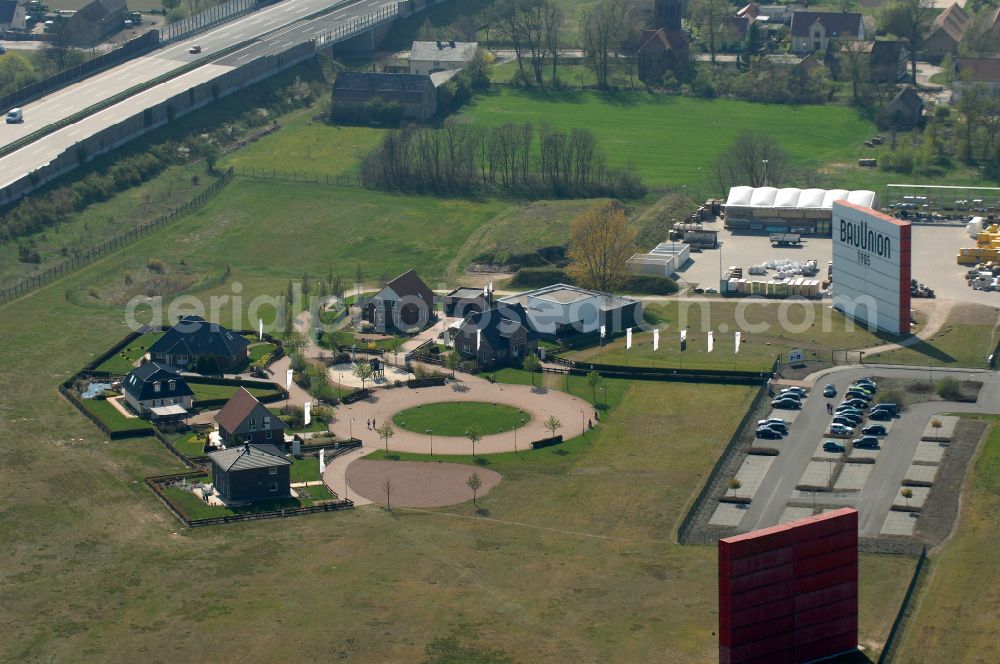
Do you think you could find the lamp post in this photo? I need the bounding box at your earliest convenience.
[515,418,524,454]
[427,428,433,456]
[580,409,585,436]
[762,159,769,187]
[349,416,354,440]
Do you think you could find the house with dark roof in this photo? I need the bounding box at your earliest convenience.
[867,40,907,83]
[924,3,969,58]
[954,56,1000,98]
[452,303,538,367]
[877,85,924,131]
[498,284,643,337]
[331,72,437,122]
[362,269,435,334]
[122,363,193,420]
[63,0,126,46]
[637,27,689,84]
[790,11,864,54]
[442,286,491,318]
[215,387,285,446]
[148,315,249,372]
[0,0,27,32]
[209,443,291,503]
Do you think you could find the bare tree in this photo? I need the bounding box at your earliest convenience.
[383,476,393,510]
[879,0,935,83]
[566,200,637,293]
[581,0,631,89]
[467,473,483,508]
[836,39,871,105]
[522,353,541,386]
[690,0,730,65]
[713,130,790,191]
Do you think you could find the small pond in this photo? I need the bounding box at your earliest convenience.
[80,382,114,399]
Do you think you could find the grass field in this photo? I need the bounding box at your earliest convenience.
[392,402,530,437]
[897,416,1000,661]
[565,300,899,371]
[188,381,279,404]
[93,331,164,374]
[866,303,1000,369]
[79,397,153,434]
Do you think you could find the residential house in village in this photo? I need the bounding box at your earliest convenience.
[148,315,249,372]
[209,443,291,503]
[215,387,286,446]
[790,11,864,54]
[362,269,435,333]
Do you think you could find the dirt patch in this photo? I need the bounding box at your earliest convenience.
[347,460,502,508]
[872,376,982,408]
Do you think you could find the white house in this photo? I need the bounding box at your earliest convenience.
[409,40,478,76]
[0,1,27,32]
[122,363,194,420]
[790,11,864,54]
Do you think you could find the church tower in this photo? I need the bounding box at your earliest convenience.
[653,0,684,32]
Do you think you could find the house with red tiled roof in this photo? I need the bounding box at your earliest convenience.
[637,27,689,84]
[790,11,864,54]
[924,3,969,58]
[215,387,285,446]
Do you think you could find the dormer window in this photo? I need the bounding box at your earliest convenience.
[168,380,176,391]
[153,382,161,393]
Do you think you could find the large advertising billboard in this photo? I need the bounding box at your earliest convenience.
[831,202,911,335]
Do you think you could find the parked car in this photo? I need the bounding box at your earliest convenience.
[843,398,868,409]
[837,412,863,424]
[872,403,899,416]
[189,44,202,54]
[861,424,888,436]
[836,406,863,415]
[849,384,874,395]
[845,391,871,402]
[852,436,880,449]
[758,418,788,428]
[829,423,854,436]
[823,384,837,398]
[762,421,788,435]
[779,386,808,397]
[868,409,893,421]
[771,398,802,410]
[823,441,846,453]
[856,377,877,388]
[756,427,783,440]
[832,416,859,428]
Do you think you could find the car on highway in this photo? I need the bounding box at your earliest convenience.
[771,398,802,409]
[868,409,893,421]
[823,384,837,398]
[5,107,23,124]
[823,441,846,453]
[861,424,888,436]
[189,44,202,54]
[756,427,783,440]
[852,436,880,449]
[829,423,854,436]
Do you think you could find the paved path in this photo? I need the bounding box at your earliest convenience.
[321,446,372,505]
[330,374,595,455]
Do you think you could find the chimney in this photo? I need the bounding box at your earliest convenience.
[244,443,250,454]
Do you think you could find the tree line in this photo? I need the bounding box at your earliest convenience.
[359,122,645,199]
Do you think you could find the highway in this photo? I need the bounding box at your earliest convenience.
[0,0,395,192]
[739,365,1000,537]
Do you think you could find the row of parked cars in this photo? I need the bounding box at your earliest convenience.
[757,386,809,439]
[826,378,900,450]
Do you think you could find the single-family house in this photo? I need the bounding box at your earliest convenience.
[452,303,538,367]
[209,443,291,503]
[924,3,969,59]
[637,27,689,83]
[362,269,435,334]
[790,11,864,54]
[148,315,249,371]
[877,85,924,131]
[442,286,491,318]
[954,56,1000,99]
[214,387,286,446]
[409,40,477,75]
[63,0,126,46]
[331,72,437,122]
[498,284,643,338]
[122,362,194,420]
[0,0,27,32]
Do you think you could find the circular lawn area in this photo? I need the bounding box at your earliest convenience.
[392,401,530,437]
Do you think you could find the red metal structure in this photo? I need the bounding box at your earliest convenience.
[718,507,858,663]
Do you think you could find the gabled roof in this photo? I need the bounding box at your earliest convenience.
[148,315,249,360]
[869,40,905,67]
[410,40,478,64]
[73,0,125,23]
[0,1,19,24]
[790,11,864,38]
[638,27,687,53]
[459,303,537,349]
[723,15,752,38]
[123,363,194,401]
[955,57,1000,83]
[333,72,434,94]
[927,3,969,44]
[209,443,290,472]
[887,85,924,112]
[373,269,432,302]
[737,3,760,19]
[214,387,263,432]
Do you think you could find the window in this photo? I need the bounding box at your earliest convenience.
[263,416,271,429]
[248,417,256,431]
[269,466,277,475]
[153,382,161,393]
[269,482,278,492]
[266,430,272,440]
[168,380,176,391]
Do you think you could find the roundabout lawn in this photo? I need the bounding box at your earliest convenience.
[392,402,530,437]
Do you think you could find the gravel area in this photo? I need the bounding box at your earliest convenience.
[346,460,502,508]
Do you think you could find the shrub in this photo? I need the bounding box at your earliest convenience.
[146,258,167,273]
[936,376,963,401]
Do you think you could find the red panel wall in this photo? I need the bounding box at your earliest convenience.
[719,508,858,664]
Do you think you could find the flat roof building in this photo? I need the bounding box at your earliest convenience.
[499,284,642,337]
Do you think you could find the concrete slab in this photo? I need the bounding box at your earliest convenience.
[710,501,750,526]
[849,445,881,460]
[780,505,816,523]
[763,409,800,424]
[893,485,931,509]
[914,441,949,464]
[732,455,776,499]
[921,415,959,442]
[835,463,873,491]
[799,460,836,488]
[904,464,939,484]
[881,510,918,536]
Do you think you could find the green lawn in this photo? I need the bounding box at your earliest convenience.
[93,332,164,374]
[289,457,322,483]
[392,402,531,437]
[898,417,1000,661]
[866,303,1000,369]
[566,300,901,371]
[189,381,280,404]
[172,431,208,458]
[79,398,153,435]
[457,89,877,192]
[248,342,277,363]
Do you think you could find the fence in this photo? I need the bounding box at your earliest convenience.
[0,31,159,113]
[878,546,929,663]
[160,0,257,43]
[236,165,361,187]
[676,382,771,544]
[550,356,776,387]
[0,167,234,305]
[315,3,399,48]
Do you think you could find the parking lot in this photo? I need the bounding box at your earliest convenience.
[709,366,1000,538]
[674,219,997,305]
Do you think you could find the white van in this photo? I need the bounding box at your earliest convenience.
[6,108,23,124]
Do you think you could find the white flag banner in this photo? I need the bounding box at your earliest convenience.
[707,331,714,353]
[319,448,326,474]
[476,328,481,351]
[600,324,606,339]
[653,329,660,351]
[258,318,263,341]
[540,347,546,360]
[735,331,742,354]
[304,401,312,425]
[626,327,633,349]
[286,368,293,389]
[680,329,687,343]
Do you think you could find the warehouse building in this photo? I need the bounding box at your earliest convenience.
[627,242,690,277]
[723,186,877,236]
[499,284,641,337]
